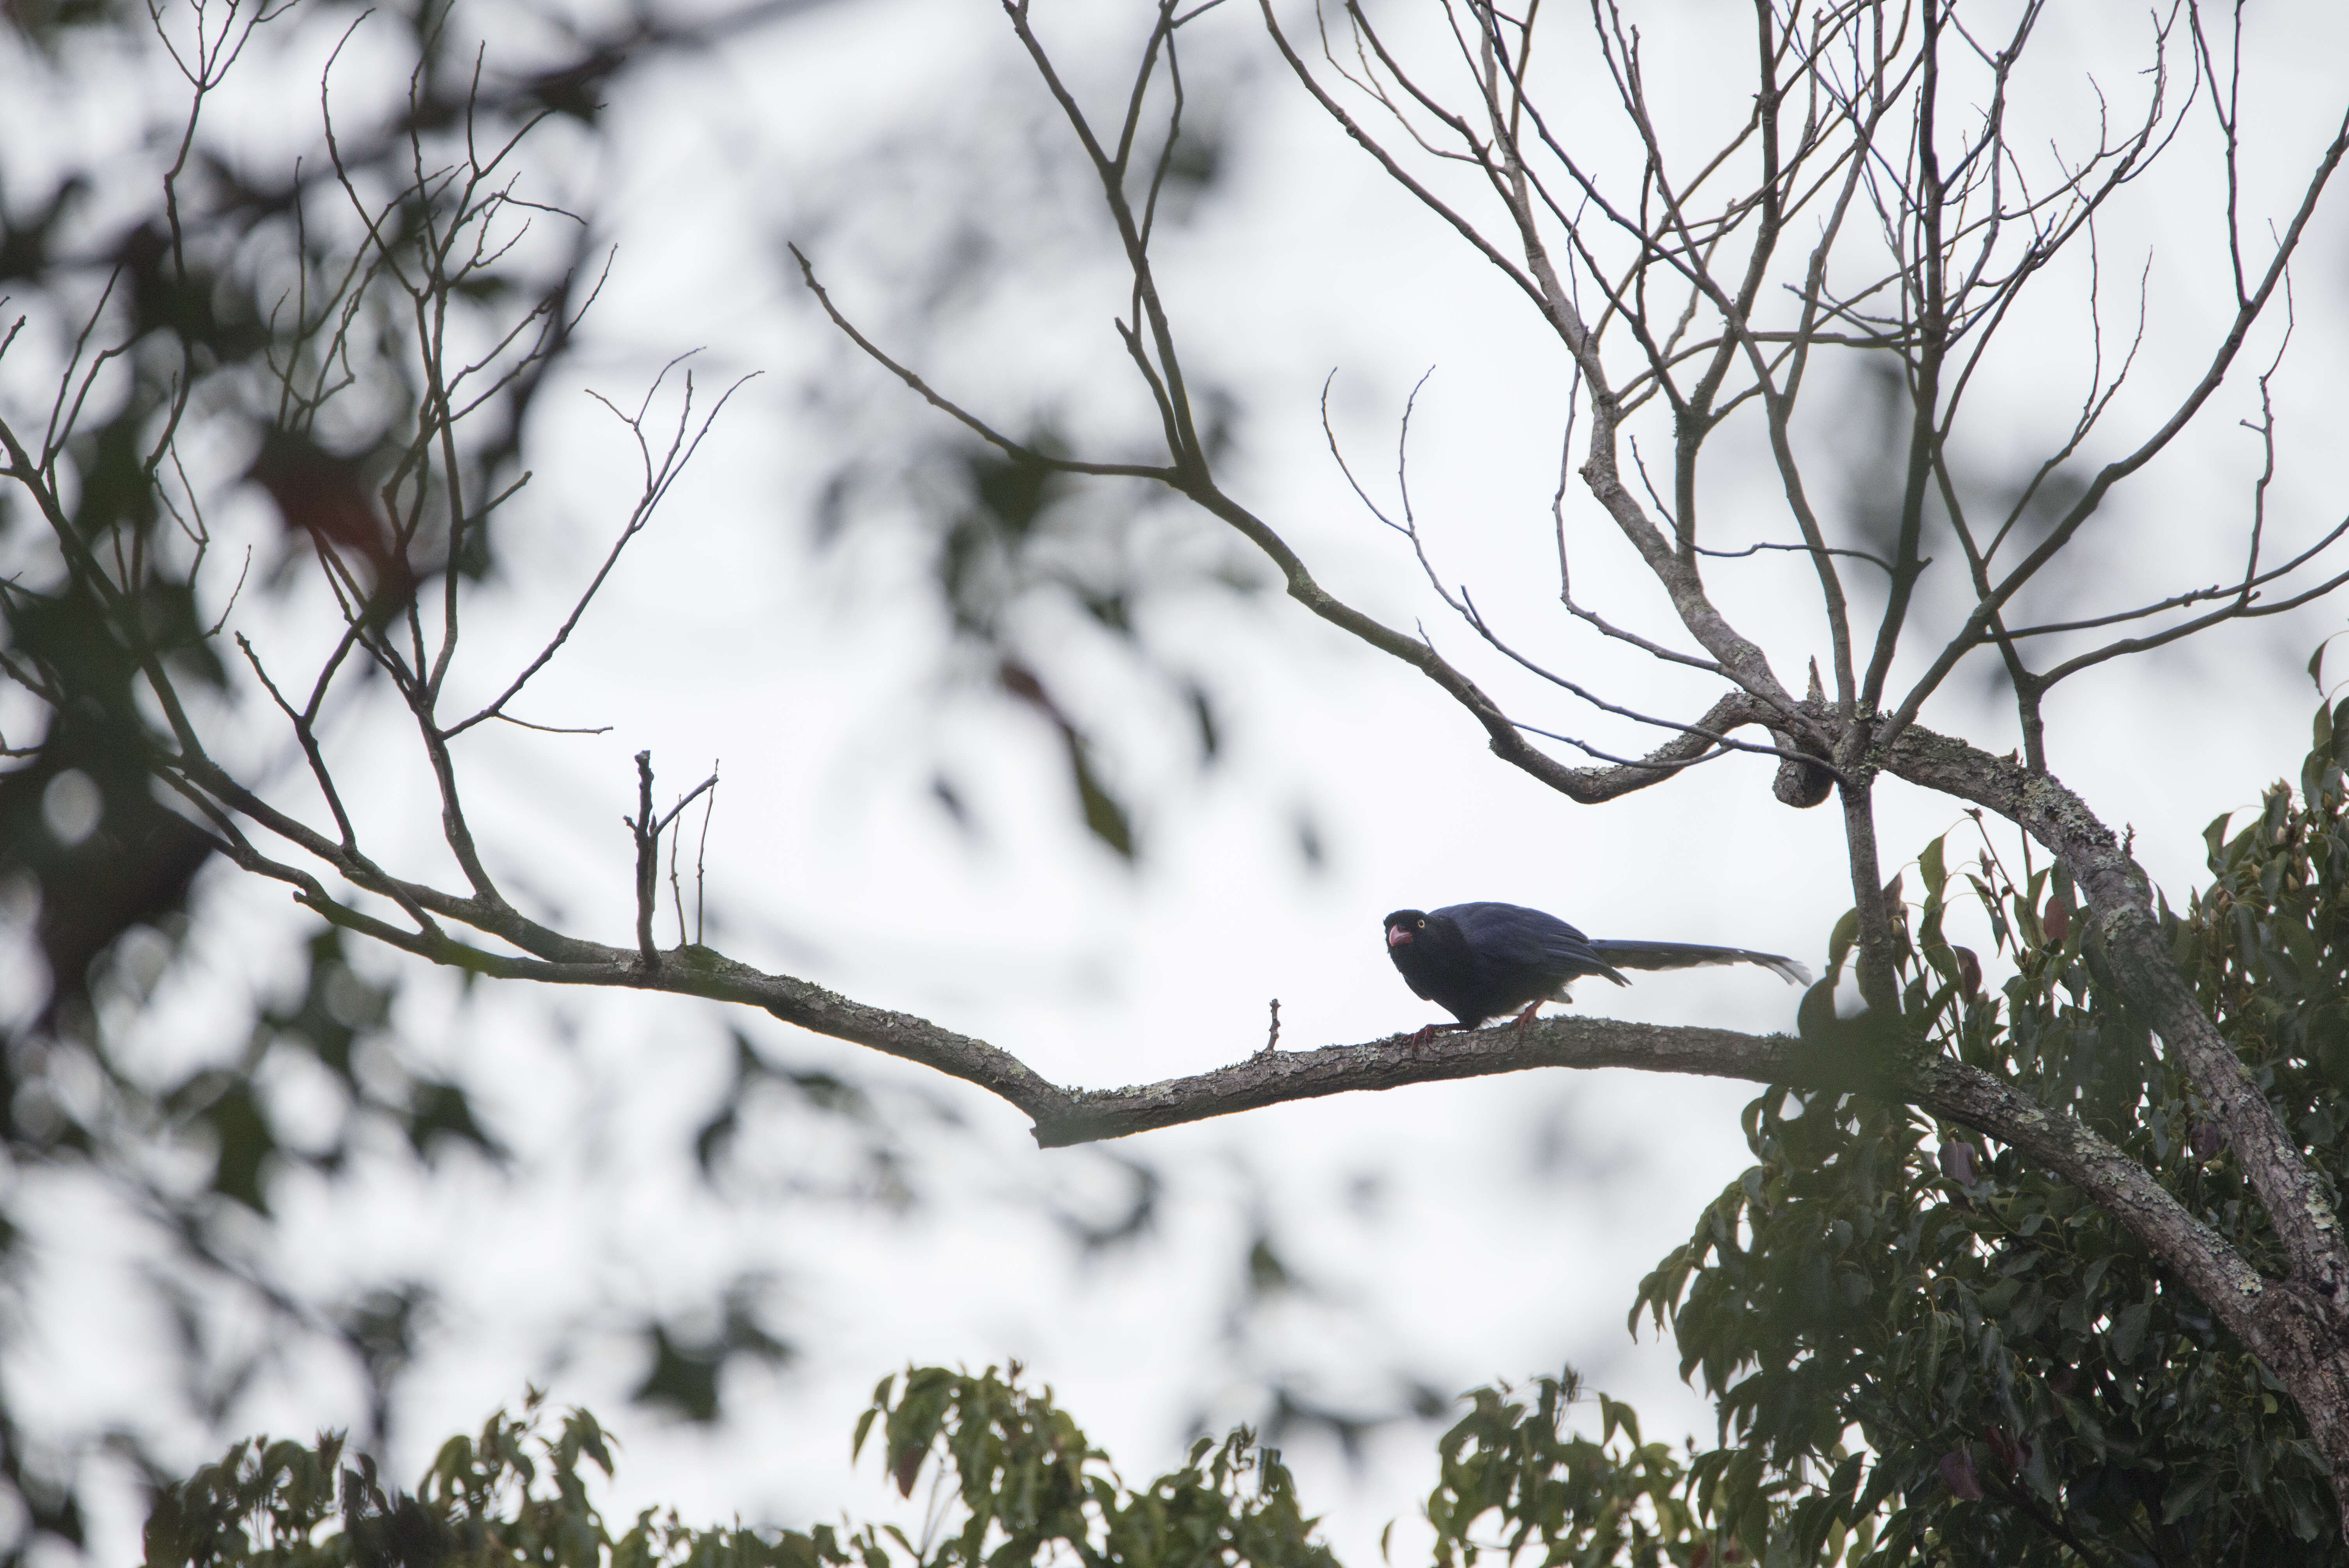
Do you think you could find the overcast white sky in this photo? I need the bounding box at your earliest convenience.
[11,0,2349,1561]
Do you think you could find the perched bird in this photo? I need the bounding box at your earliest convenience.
[1383,902,1809,1032]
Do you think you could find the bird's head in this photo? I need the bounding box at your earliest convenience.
[1384,909,1429,949]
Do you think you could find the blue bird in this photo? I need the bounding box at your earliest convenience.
[1383,902,1809,1031]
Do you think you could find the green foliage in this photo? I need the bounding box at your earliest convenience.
[848,1365,1332,1568]
[1635,698,2349,1564]
[147,1369,1333,1568]
[153,1365,1818,1568]
[1423,1369,1859,1568]
[145,1393,827,1568]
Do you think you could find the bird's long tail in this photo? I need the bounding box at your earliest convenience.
[1589,940,1811,986]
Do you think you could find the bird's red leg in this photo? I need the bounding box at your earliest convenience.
[1403,1022,1460,1054]
[1511,1001,1545,1033]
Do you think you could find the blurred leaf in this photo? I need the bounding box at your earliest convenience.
[1294,809,1326,874]
[632,1324,725,1424]
[1185,681,1221,763]
[631,1279,795,1425]
[1067,739,1135,861]
[401,1080,504,1164]
[202,1081,275,1214]
[1054,1155,1160,1256]
[1246,1233,1294,1297]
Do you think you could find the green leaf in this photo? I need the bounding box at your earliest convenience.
[2110,1299,2152,1363]
[2163,1465,2221,1524]
[853,1407,880,1462]
[1828,906,1861,973]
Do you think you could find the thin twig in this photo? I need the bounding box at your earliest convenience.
[631,750,659,968]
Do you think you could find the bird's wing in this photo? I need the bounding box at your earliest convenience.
[1588,940,1812,985]
[1438,902,1583,961]
[1438,902,1628,983]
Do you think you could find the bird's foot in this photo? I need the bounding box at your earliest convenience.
[1402,1023,1458,1055]
[1511,1001,1545,1033]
